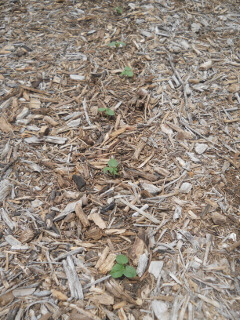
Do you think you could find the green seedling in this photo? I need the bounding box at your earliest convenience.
[115,7,123,15]
[121,66,133,78]
[103,158,119,176]
[108,41,126,48]
[98,107,115,117]
[110,254,137,279]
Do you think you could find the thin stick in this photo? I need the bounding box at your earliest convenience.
[120,198,160,224]
[82,98,92,126]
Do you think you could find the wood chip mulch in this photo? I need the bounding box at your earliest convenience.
[0,0,240,319]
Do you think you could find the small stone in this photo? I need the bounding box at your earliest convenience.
[141,182,160,195]
[180,182,192,193]
[211,212,226,225]
[179,39,190,49]
[195,143,208,154]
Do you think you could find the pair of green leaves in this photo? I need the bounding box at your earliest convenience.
[103,158,119,176]
[110,254,137,279]
[121,66,133,78]
[108,41,126,49]
[98,107,115,116]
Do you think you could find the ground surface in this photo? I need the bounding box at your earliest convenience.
[0,0,240,319]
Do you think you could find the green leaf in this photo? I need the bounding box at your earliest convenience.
[115,7,123,15]
[112,168,118,175]
[116,41,126,48]
[108,41,116,47]
[121,66,133,78]
[108,41,126,48]
[98,107,106,112]
[105,108,115,116]
[103,167,110,174]
[123,265,137,278]
[108,167,115,174]
[116,254,128,265]
[110,263,124,278]
[108,158,119,168]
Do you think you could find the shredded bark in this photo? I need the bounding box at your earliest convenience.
[0,0,240,319]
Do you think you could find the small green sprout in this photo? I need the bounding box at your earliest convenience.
[103,158,119,176]
[108,41,126,48]
[115,7,123,15]
[121,66,133,78]
[98,107,115,117]
[110,254,137,279]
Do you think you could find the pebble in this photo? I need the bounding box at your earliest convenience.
[180,182,192,193]
[195,143,208,154]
